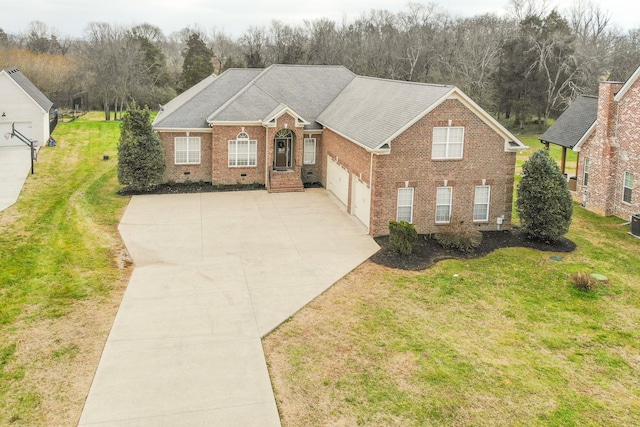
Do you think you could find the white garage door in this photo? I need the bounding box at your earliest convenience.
[0,122,33,147]
[327,156,349,206]
[352,175,371,230]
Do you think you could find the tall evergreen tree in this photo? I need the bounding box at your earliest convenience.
[118,102,165,191]
[179,33,213,92]
[516,149,573,242]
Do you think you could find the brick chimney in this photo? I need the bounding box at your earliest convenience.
[596,81,624,140]
[592,81,624,215]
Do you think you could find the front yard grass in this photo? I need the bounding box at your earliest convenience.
[0,113,130,426]
[264,203,640,425]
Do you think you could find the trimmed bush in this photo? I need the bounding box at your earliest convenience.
[118,102,165,192]
[517,149,573,242]
[434,221,483,253]
[389,221,418,255]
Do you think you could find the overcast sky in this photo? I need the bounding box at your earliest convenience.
[1,0,638,38]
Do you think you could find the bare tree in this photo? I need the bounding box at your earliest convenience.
[508,0,552,22]
[209,28,242,72]
[240,26,268,68]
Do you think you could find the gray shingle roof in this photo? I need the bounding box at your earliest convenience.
[153,65,522,152]
[539,95,598,148]
[317,77,454,150]
[208,65,356,128]
[3,67,53,112]
[153,68,263,129]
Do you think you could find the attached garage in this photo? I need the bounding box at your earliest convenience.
[351,175,371,230]
[327,155,349,206]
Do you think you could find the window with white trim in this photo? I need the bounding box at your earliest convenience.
[432,127,464,159]
[175,136,201,165]
[583,158,590,187]
[623,171,634,203]
[473,185,491,222]
[228,132,257,167]
[435,186,453,223]
[396,187,414,223]
[303,138,316,165]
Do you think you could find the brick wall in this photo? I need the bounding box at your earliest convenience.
[370,98,516,236]
[302,133,322,184]
[159,131,213,183]
[321,128,372,213]
[212,125,267,185]
[611,78,640,219]
[266,113,305,190]
[578,82,625,216]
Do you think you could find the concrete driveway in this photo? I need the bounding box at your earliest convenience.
[79,189,379,426]
[0,146,32,211]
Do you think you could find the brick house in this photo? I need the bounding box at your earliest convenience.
[153,65,526,235]
[542,65,640,220]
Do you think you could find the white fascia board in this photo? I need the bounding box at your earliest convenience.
[377,88,456,149]
[572,122,597,152]
[315,120,376,153]
[155,127,212,132]
[447,90,528,151]
[263,106,310,125]
[614,64,640,102]
[209,121,263,127]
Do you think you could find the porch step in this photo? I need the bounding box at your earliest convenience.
[269,170,304,193]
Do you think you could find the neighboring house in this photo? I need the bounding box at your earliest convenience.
[543,65,640,220]
[0,67,53,147]
[539,94,598,180]
[153,65,527,236]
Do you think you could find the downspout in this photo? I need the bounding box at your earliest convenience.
[265,126,269,190]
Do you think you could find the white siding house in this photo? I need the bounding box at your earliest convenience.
[0,68,53,147]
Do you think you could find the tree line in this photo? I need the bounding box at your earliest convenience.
[1,0,639,126]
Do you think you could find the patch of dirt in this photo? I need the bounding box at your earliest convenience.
[6,269,131,426]
[370,227,576,271]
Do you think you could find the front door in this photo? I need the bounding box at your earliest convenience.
[274,129,293,169]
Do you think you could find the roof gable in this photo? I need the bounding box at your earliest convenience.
[540,95,598,149]
[614,64,640,102]
[1,67,53,112]
[207,65,356,128]
[317,77,454,150]
[153,68,263,129]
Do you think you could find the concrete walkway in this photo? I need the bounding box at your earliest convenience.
[0,146,32,212]
[79,189,379,426]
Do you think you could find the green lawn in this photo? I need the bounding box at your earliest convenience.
[264,180,640,424]
[0,113,129,425]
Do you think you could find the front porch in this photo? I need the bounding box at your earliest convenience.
[266,124,304,193]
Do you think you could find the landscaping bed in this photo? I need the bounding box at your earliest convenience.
[371,227,576,270]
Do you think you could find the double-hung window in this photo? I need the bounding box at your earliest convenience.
[623,171,634,204]
[435,187,453,223]
[583,158,590,187]
[228,132,257,167]
[175,136,201,165]
[303,138,316,165]
[396,187,414,223]
[473,185,491,222]
[432,127,464,159]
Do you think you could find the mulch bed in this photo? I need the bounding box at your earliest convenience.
[117,182,324,196]
[371,228,576,271]
[117,182,266,196]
